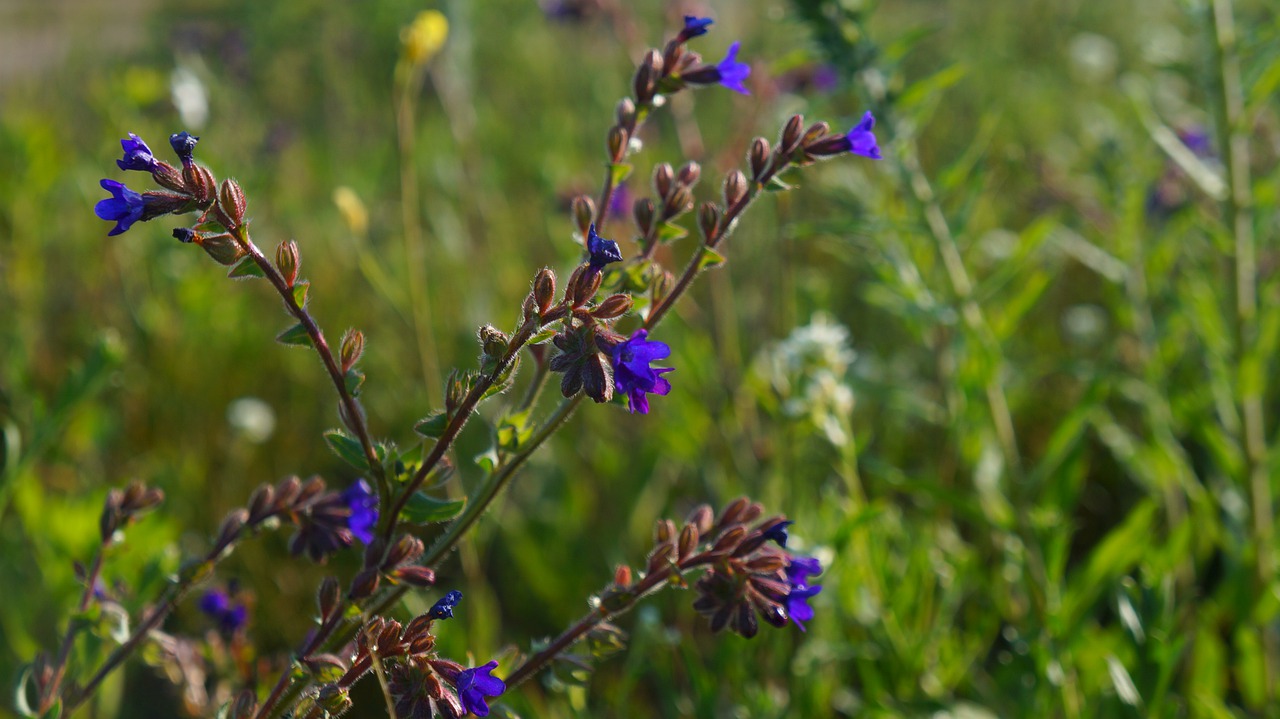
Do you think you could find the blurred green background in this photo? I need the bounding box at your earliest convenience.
[3,0,1279,716]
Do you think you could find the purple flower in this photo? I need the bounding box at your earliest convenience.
[199,588,248,634]
[427,589,463,620]
[116,133,159,173]
[607,329,674,414]
[342,479,378,544]
[587,223,623,272]
[608,183,631,220]
[456,661,505,717]
[784,555,823,631]
[844,112,882,159]
[680,16,714,39]
[94,179,147,236]
[762,520,794,547]
[169,131,199,163]
[715,42,751,95]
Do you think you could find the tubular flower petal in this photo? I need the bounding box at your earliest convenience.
[94,179,147,236]
[455,661,505,717]
[607,329,674,414]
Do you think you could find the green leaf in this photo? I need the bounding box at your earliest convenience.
[14,664,35,717]
[344,368,365,397]
[656,222,688,244]
[608,163,633,186]
[276,323,313,347]
[414,412,448,439]
[323,430,369,471]
[527,327,557,346]
[496,409,533,452]
[227,256,265,279]
[292,280,311,307]
[482,356,520,400]
[401,492,465,524]
[764,174,795,192]
[696,247,726,271]
[474,446,499,473]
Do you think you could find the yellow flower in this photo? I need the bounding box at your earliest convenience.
[401,10,448,66]
[332,186,368,237]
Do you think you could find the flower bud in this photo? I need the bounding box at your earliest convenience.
[215,509,249,552]
[297,475,327,505]
[195,232,246,266]
[275,475,303,508]
[533,267,556,315]
[678,161,701,187]
[340,328,364,373]
[395,565,437,587]
[655,518,676,544]
[697,202,721,243]
[247,484,275,523]
[780,114,805,155]
[317,576,342,621]
[653,162,675,200]
[185,164,217,205]
[723,170,748,208]
[276,240,300,287]
[316,685,352,716]
[678,523,699,559]
[633,197,655,236]
[687,504,714,535]
[581,353,614,404]
[607,126,630,163]
[218,178,247,230]
[615,97,637,132]
[571,195,595,238]
[717,497,751,528]
[802,121,831,146]
[711,525,747,554]
[569,265,603,307]
[614,564,633,587]
[383,534,425,570]
[646,542,675,573]
[632,50,663,104]
[749,137,771,180]
[662,186,693,219]
[99,490,122,542]
[478,325,509,360]
[348,568,381,600]
[591,293,633,320]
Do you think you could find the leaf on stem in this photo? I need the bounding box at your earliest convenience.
[696,247,726,271]
[323,430,369,471]
[291,280,311,307]
[276,323,313,347]
[402,492,465,524]
[227,257,265,279]
[414,412,448,439]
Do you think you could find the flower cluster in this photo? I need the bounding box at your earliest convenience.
[94,132,214,236]
[198,586,248,635]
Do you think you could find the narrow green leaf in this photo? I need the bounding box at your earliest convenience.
[292,280,311,307]
[696,247,726,271]
[608,163,633,186]
[527,327,557,346]
[228,256,265,279]
[656,222,688,244]
[277,323,313,347]
[344,368,365,397]
[414,412,448,439]
[764,175,794,192]
[401,492,466,524]
[323,430,368,470]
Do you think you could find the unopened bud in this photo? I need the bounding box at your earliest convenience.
[340,328,364,373]
[723,170,748,208]
[711,526,747,554]
[655,518,676,544]
[582,353,614,404]
[395,565,437,587]
[99,490,122,541]
[607,126,630,163]
[571,195,595,238]
[478,325,509,361]
[653,163,675,199]
[276,475,304,508]
[678,523,699,559]
[749,137,771,180]
[718,497,751,528]
[317,576,341,621]
[569,265,603,307]
[646,542,675,573]
[677,161,701,187]
[663,186,693,219]
[697,202,721,242]
[348,568,381,600]
[632,50,663,104]
[195,232,246,266]
[247,484,275,523]
[383,534,425,570]
[533,268,556,315]
[633,198,655,236]
[316,685,352,715]
[780,114,805,155]
[614,564,633,587]
[651,270,675,307]
[802,121,831,146]
[185,164,217,205]
[215,509,249,551]
[276,240,300,286]
[687,504,715,535]
[615,97,637,131]
[591,294,633,320]
[218,178,247,229]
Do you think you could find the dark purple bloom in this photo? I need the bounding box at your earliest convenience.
[428,589,463,620]
[95,179,147,236]
[587,223,623,272]
[342,479,378,544]
[116,133,159,173]
[608,183,631,220]
[681,16,714,39]
[199,588,248,634]
[784,555,823,631]
[1178,127,1213,159]
[715,42,751,95]
[607,329,673,414]
[169,132,199,163]
[762,520,794,547]
[455,661,505,717]
[845,112,882,159]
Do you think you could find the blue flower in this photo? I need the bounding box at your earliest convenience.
[341,479,378,544]
[681,16,714,39]
[116,133,159,173]
[784,555,823,631]
[714,42,751,95]
[199,588,248,634]
[95,179,147,236]
[587,223,623,272]
[427,589,463,620]
[844,111,882,160]
[607,329,674,414]
[456,661,505,717]
[169,132,199,163]
[762,520,794,547]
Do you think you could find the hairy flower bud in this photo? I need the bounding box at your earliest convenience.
[217,178,247,230]
[569,265,603,307]
[317,576,342,621]
[633,50,663,105]
[678,523,700,559]
[653,163,675,200]
[395,565,437,588]
[533,268,556,315]
[247,484,275,524]
[688,504,715,535]
[646,542,675,573]
[780,114,805,155]
[340,328,364,373]
[663,186,693,220]
[185,164,217,205]
[276,240,300,287]
[678,161,701,188]
[697,202,721,243]
[723,170,748,208]
[718,497,751,529]
[614,564,633,588]
[478,325,509,362]
[615,97,637,132]
[591,294,633,320]
[276,475,303,508]
[802,121,831,146]
[215,509,249,552]
[749,137,772,180]
[633,197,655,237]
[655,518,676,544]
[607,125,630,164]
[571,195,595,238]
[383,534,425,570]
[348,568,381,600]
